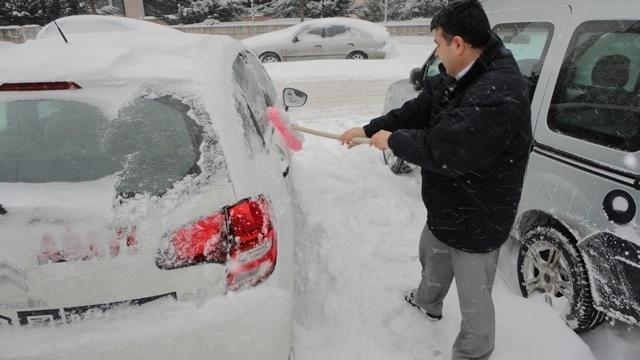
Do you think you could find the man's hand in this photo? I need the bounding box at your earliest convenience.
[339,127,366,149]
[371,130,391,150]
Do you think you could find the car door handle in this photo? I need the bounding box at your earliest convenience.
[314,44,322,48]
[347,43,355,46]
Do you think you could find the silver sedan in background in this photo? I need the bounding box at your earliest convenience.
[243,17,392,63]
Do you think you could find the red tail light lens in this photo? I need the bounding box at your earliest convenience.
[226,196,277,291]
[156,212,227,269]
[0,82,82,91]
[155,195,278,291]
[173,213,226,263]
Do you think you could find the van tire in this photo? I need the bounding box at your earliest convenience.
[517,226,605,331]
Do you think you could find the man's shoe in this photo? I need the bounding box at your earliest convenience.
[404,289,442,321]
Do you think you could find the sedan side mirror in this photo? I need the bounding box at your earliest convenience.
[283,88,308,111]
[292,36,299,43]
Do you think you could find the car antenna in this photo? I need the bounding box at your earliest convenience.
[53,20,69,43]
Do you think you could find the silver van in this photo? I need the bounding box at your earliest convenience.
[381,0,640,331]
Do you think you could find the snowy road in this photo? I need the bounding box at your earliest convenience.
[270,36,640,360]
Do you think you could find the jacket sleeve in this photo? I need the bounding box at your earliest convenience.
[388,80,529,175]
[362,81,434,138]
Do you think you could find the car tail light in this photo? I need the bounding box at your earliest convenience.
[225,196,277,291]
[0,82,82,91]
[155,195,277,291]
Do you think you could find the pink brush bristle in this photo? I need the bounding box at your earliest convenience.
[267,106,304,152]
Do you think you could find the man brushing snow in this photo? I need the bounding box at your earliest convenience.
[340,1,532,359]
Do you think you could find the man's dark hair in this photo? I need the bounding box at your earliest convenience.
[430,0,491,48]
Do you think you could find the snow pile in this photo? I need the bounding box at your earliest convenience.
[0,287,291,359]
[286,110,596,360]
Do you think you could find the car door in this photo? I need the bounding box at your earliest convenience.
[286,25,324,61]
[322,25,356,59]
[525,4,640,317]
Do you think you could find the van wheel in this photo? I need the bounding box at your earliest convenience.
[347,51,368,60]
[382,149,413,174]
[260,52,281,63]
[517,226,605,331]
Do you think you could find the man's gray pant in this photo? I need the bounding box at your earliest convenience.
[413,222,500,360]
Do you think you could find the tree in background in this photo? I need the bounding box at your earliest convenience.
[354,0,447,22]
[0,0,128,26]
[0,0,46,25]
[176,0,245,23]
[404,0,447,18]
[268,0,351,18]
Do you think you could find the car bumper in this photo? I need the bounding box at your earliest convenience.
[0,287,292,360]
[579,232,640,324]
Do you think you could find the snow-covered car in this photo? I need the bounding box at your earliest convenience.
[0,24,306,359]
[380,0,640,332]
[36,14,175,40]
[242,17,392,63]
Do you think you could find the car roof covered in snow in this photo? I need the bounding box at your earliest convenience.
[0,30,244,88]
[36,15,177,40]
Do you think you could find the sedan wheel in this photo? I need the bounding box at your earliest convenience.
[260,52,281,63]
[517,226,605,331]
[347,51,367,60]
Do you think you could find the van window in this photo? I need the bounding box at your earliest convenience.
[494,22,554,96]
[548,20,640,152]
[0,97,204,196]
[424,22,554,89]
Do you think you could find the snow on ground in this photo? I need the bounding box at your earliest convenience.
[271,36,611,360]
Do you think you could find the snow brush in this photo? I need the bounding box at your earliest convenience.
[267,106,370,151]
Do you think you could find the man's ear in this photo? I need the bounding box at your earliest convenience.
[452,36,466,55]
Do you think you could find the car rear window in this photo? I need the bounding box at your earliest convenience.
[0,96,202,196]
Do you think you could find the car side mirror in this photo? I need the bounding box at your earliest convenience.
[292,36,299,43]
[283,88,307,111]
[409,67,424,92]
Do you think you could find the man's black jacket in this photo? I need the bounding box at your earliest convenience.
[363,36,532,253]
